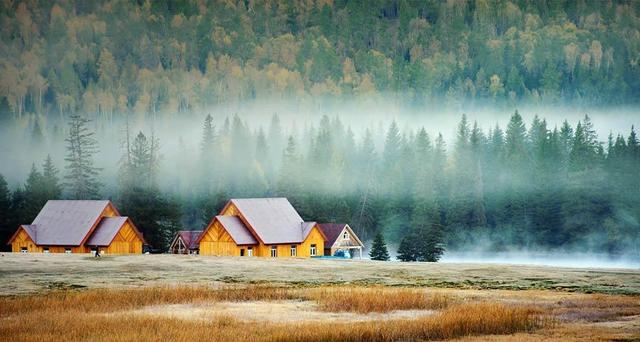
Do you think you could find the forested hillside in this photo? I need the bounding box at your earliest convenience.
[1,1,639,257]
[1,0,640,121]
[1,110,639,256]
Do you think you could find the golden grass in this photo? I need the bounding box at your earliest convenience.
[270,303,544,342]
[0,285,297,316]
[0,285,454,316]
[0,286,552,341]
[305,286,451,313]
[0,301,542,342]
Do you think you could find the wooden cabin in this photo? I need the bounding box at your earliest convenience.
[7,200,145,254]
[169,231,202,254]
[197,198,326,258]
[318,223,364,258]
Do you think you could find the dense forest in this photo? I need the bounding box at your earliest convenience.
[0,110,639,258]
[1,0,640,121]
[0,1,639,258]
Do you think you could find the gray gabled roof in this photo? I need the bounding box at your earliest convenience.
[85,216,128,246]
[228,198,319,244]
[29,200,113,246]
[216,215,257,245]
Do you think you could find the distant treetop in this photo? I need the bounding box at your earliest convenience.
[1,0,639,120]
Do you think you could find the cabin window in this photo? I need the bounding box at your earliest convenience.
[247,247,253,256]
[310,244,317,256]
[20,247,28,253]
[270,246,277,257]
[64,248,72,254]
[342,231,349,240]
[290,245,297,257]
[240,249,245,256]
[43,247,49,253]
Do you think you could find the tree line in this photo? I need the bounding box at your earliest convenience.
[1,0,640,124]
[1,110,638,259]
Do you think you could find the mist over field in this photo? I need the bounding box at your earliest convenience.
[1,0,639,266]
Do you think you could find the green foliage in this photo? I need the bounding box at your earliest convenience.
[118,129,179,250]
[1,0,638,121]
[396,234,418,262]
[4,109,640,255]
[64,114,101,199]
[0,174,11,251]
[369,232,390,261]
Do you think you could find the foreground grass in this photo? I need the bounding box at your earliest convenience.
[306,287,451,313]
[0,286,546,341]
[0,286,454,315]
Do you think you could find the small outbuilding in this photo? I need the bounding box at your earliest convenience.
[169,231,202,254]
[318,223,364,259]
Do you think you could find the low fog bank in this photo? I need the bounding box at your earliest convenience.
[1,98,639,186]
[441,251,640,269]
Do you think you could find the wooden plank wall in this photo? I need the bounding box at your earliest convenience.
[104,221,143,254]
[199,220,245,256]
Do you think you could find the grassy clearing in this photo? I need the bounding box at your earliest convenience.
[0,285,456,315]
[0,286,548,341]
[1,253,638,296]
[1,284,638,341]
[305,286,451,313]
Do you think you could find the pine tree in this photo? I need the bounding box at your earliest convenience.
[421,224,445,262]
[383,121,401,168]
[9,186,28,237]
[64,114,101,199]
[200,113,215,155]
[369,231,390,261]
[41,155,62,200]
[117,131,179,251]
[397,234,418,261]
[0,174,11,251]
[505,110,528,164]
[277,135,300,196]
[24,163,46,220]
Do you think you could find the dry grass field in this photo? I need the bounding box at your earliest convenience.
[0,253,638,341]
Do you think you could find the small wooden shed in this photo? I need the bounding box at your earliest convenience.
[169,231,202,254]
[318,223,364,258]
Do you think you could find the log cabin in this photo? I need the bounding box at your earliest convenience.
[318,223,364,258]
[197,198,326,258]
[169,230,202,254]
[7,200,145,254]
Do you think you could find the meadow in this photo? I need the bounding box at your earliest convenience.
[0,253,638,341]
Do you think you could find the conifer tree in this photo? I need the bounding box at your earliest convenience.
[369,231,390,261]
[64,114,101,199]
[0,174,11,251]
[200,113,215,155]
[421,223,445,262]
[42,155,61,200]
[118,130,179,251]
[397,233,418,261]
[24,163,46,220]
